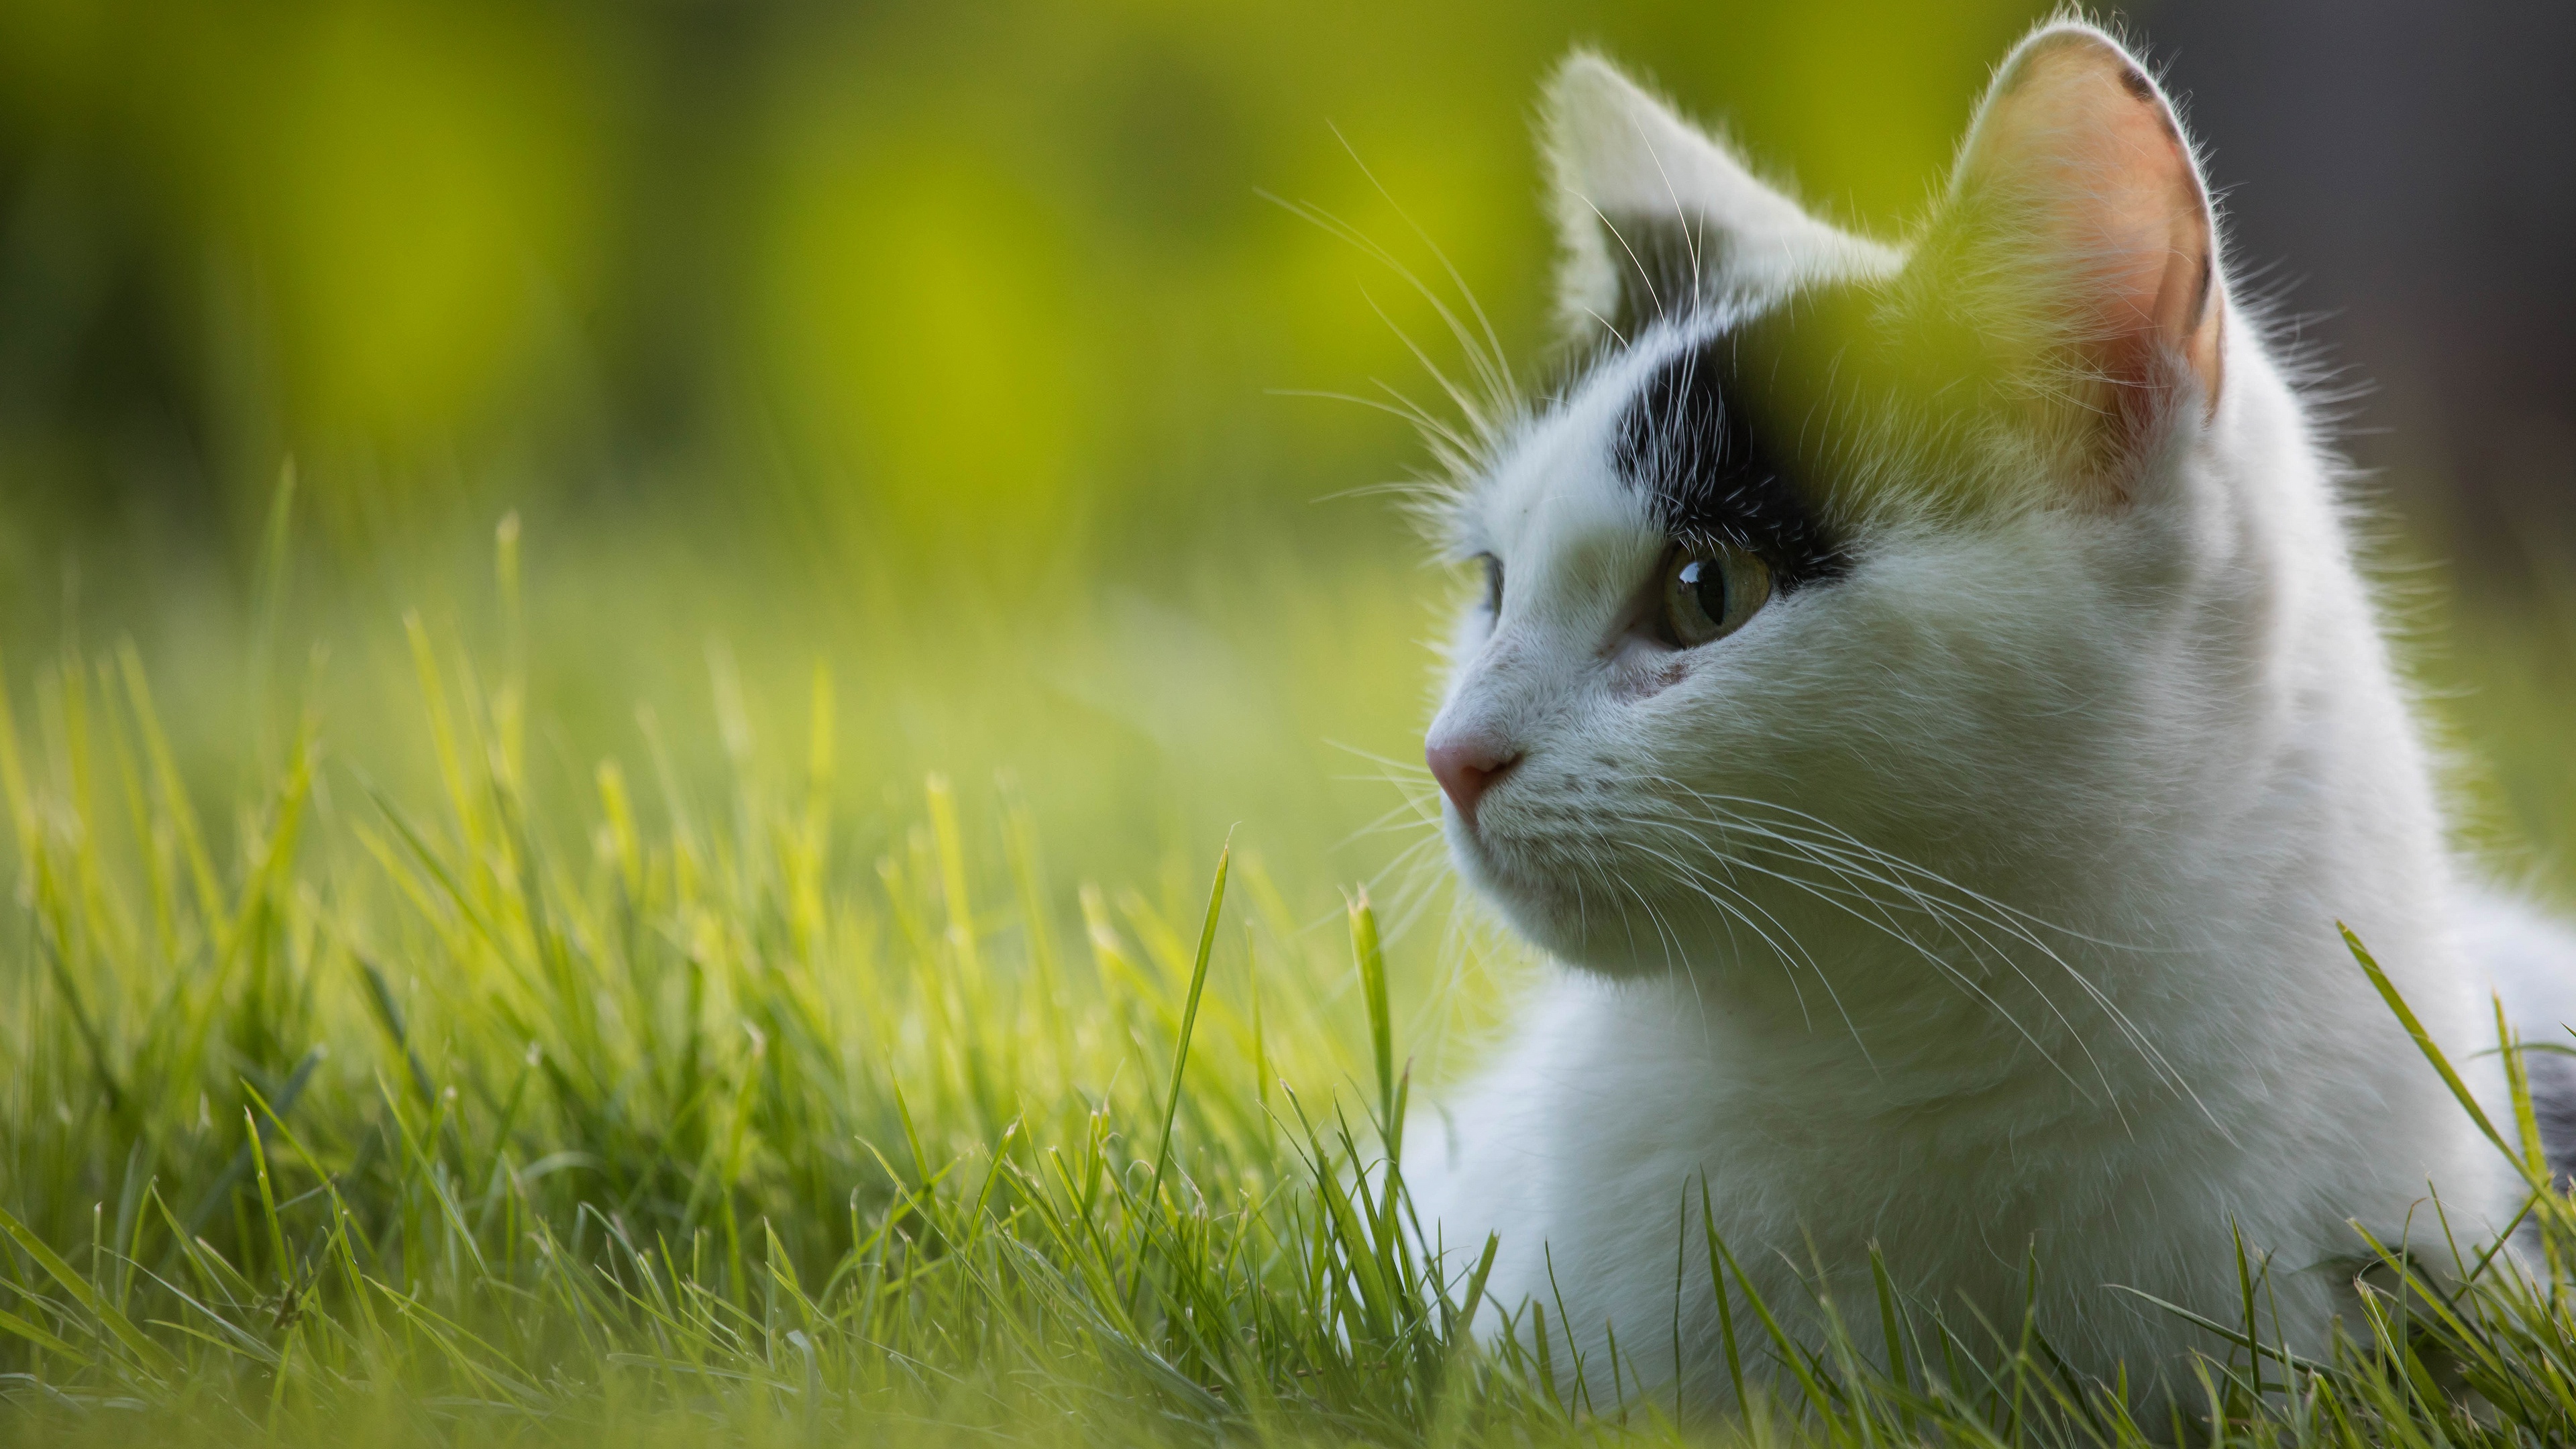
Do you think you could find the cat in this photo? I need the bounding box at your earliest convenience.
[1401,16,2576,1412]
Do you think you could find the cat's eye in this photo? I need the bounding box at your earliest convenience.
[1477,553,1503,617]
[1655,543,1772,648]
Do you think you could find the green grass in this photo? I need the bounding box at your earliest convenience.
[6,515,2576,1447]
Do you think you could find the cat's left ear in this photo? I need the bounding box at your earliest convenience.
[1546,52,1890,344]
[1927,23,2226,477]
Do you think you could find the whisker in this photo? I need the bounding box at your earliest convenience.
[1323,739,1437,779]
[1355,287,1499,455]
[1687,799,2198,1110]
[1635,816,2098,1104]
[1326,121,1518,408]
[1609,782,2210,1127]
[1627,838,1845,1045]
[1253,190,1519,466]
[1268,386,1481,466]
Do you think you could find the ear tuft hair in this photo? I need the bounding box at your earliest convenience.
[1920,20,2227,488]
[1543,52,1896,345]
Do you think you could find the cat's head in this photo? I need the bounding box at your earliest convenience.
[1428,22,2242,979]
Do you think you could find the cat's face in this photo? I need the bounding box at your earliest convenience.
[1427,26,2229,979]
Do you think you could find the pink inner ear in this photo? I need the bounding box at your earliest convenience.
[1970,32,2225,443]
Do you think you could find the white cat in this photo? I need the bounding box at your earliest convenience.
[1405,17,2576,1410]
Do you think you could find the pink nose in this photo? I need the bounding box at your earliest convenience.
[1428,737,1523,828]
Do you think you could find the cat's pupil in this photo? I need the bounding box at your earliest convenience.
[1680,557,1723,622]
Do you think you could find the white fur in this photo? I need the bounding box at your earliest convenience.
[1407,20,2576,1411]
[1546,54,1898,330]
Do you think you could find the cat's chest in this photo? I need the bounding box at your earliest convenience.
[1543,984,2186,1193]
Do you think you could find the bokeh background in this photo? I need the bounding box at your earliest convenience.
[2,0,2571,965]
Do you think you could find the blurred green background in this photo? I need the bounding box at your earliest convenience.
[1,11,2569,1436]
[0,0,2569,935]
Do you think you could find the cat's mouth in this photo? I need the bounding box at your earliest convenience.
[1448,812,1598,921]
[1450,825,1701,976]
[1452,800,1767,975]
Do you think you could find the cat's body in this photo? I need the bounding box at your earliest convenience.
[1405,21,2576,1407]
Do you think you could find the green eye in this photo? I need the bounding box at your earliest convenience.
[1478,553,1503,616]
[1656,543,1772,647]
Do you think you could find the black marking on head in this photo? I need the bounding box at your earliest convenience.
[1610,319,1850,591]
[1595,210,1726,340]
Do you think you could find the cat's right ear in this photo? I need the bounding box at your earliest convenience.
[1545,52,1885,345]
[1916,23,2225,492]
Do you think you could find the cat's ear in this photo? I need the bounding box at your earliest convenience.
[1545,52,1884,343]
[1926,23,2225,481]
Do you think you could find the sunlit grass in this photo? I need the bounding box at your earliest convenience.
[3,0,2561,1438]
[5,511,2576,1446]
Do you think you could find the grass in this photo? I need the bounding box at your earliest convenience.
[5,511,2576,1447]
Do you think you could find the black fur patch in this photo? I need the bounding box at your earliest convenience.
[1609,321,1851,591]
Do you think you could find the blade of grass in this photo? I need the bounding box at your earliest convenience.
[1145,836,1231,1210]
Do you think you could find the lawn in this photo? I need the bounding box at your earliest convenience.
[7,0,2571,1437]
[3,488,2576,1447]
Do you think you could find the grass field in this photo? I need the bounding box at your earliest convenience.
[6,0,2568,1439]
[3,492,2576,1448]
